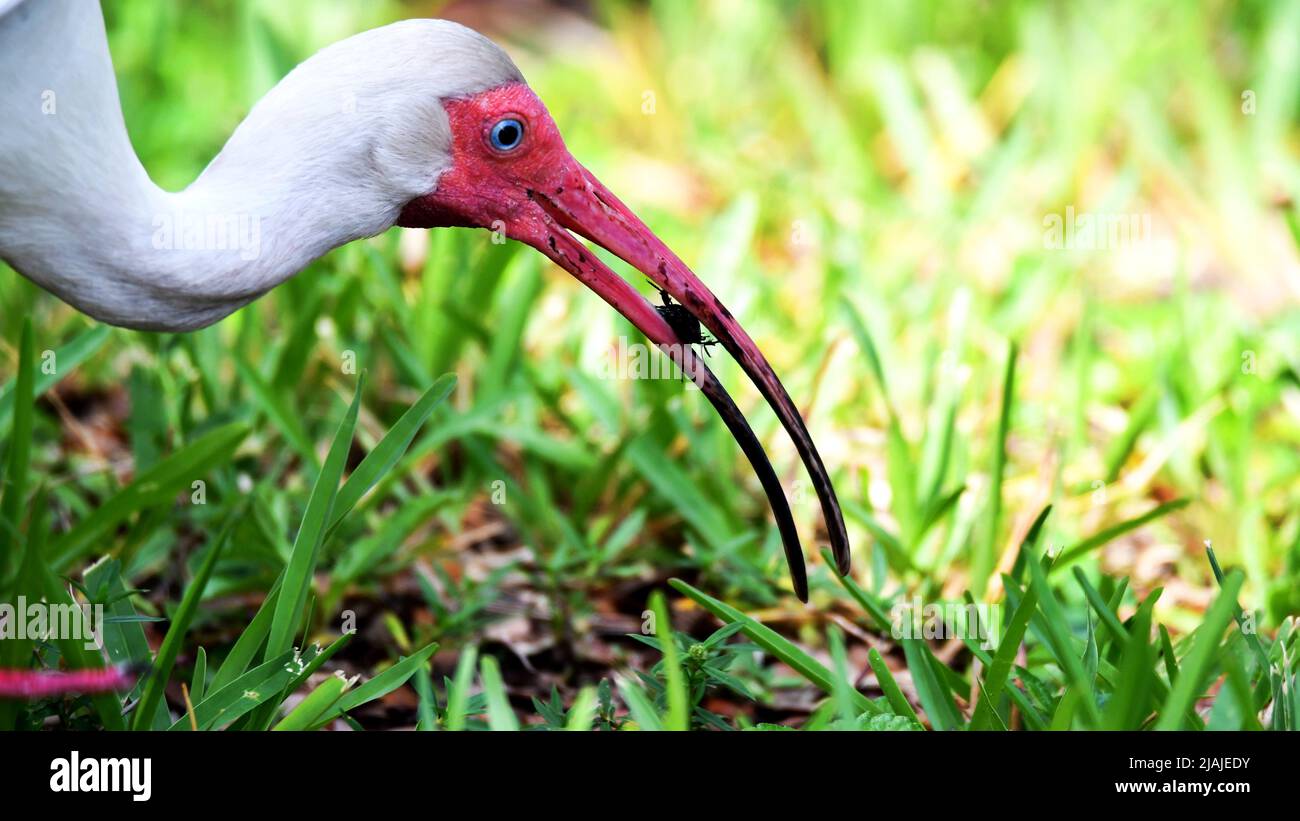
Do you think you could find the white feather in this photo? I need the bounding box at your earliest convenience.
[0,0,522,330]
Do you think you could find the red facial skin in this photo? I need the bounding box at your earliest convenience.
[399,83,849,599]
[398,84,569,233]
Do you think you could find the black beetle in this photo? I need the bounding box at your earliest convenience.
[647,279,718,356]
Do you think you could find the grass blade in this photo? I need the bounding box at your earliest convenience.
[479,654,519,731]
[0,320,34,577]
[169,650,299,730]
[209,576,281,692]
[273,674,350,731]
[317,640,439,727]
[191,647,207,704]
[565,687,598,731]
[867,648,922,726]
[617,676,664,731]
[1026,549,1101,727]
[900,638,962,730]
[972,339,1016,596]
[1155,569,1245,729]
[130,508,238,729]
[971,578,1039,730]
[669,578,872,712]
[327,373,456,532]
[650,590,689,730]
[266,377,364,661]
[446,645,479,732]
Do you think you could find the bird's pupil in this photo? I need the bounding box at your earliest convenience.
[492,120,521,150]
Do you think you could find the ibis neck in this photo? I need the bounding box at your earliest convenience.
[0,0,409,331]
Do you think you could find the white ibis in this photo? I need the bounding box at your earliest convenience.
[0,0,848,602]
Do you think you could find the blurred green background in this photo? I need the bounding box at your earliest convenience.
[1,0,1298,729]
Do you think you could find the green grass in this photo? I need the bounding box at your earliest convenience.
[1,0,1298,730]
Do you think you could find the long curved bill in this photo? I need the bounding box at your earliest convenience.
[508,160,850,600]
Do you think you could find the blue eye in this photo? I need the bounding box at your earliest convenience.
[489,118,524,151]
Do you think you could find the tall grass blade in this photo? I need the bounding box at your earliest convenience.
[1155,569,1245,729]
[650,591,689,730]
[479,654,519,731]
[130,507,239,729]
[266,377,364,661]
